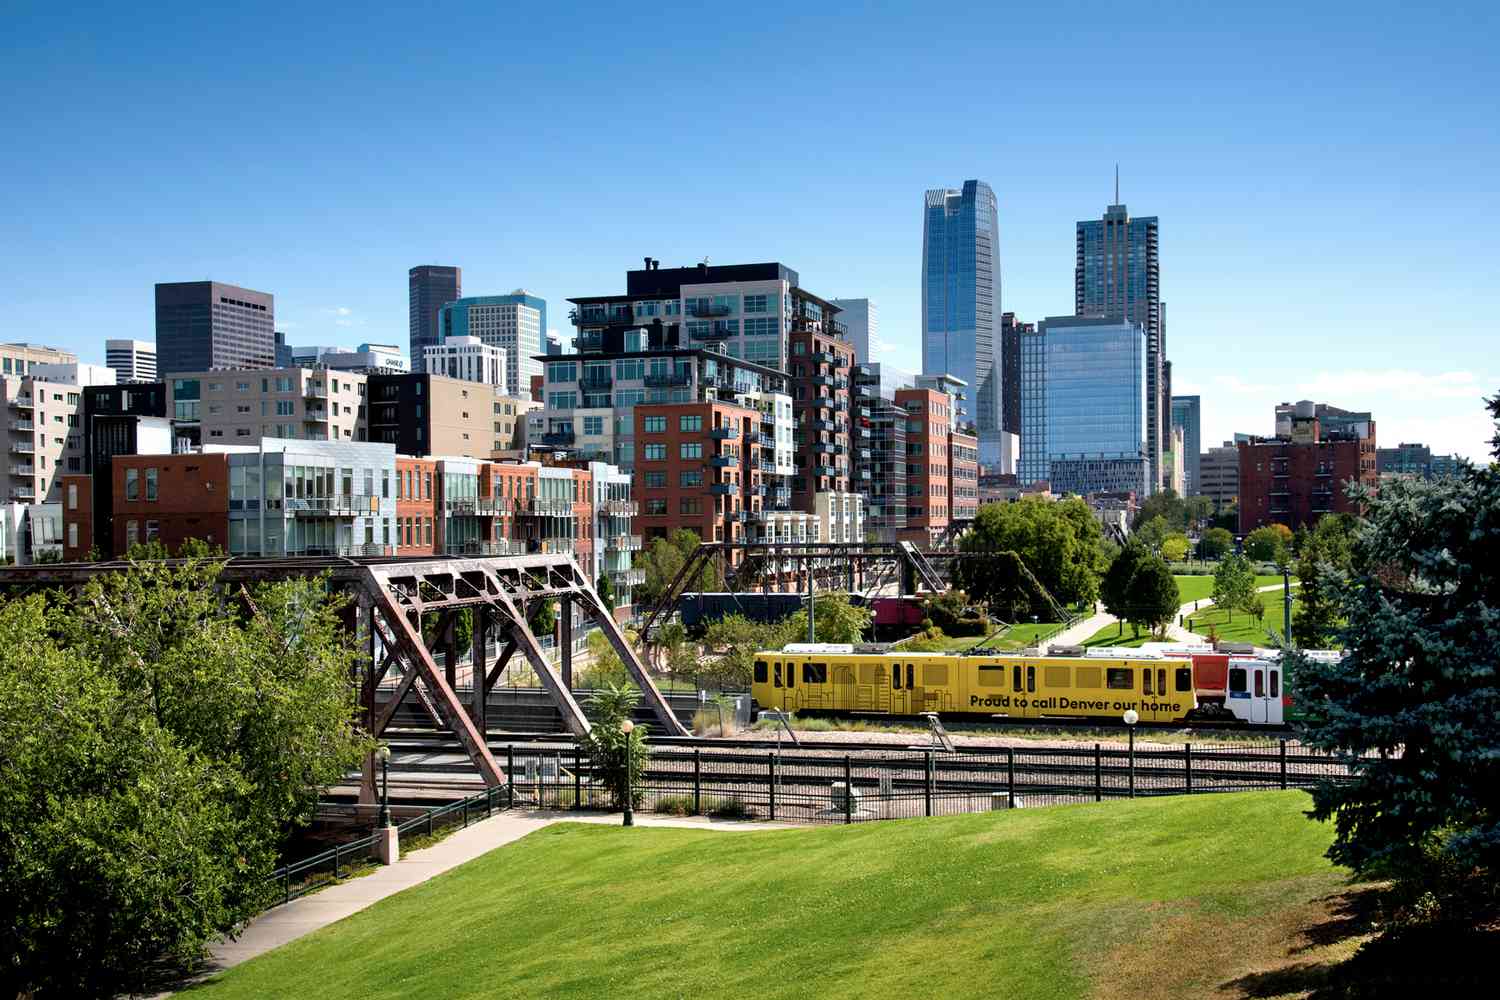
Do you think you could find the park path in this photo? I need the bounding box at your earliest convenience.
[1049,583,1296,648]
[163,809,786,995]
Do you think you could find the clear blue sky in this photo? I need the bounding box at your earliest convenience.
[3,0,1497,459]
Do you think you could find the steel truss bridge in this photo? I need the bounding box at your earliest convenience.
[0,553,688,795]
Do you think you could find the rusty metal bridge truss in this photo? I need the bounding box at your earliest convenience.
[0,553,688,794]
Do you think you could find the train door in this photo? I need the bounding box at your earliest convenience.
[889,661,915,715]
[1265,664,1284,725]
[782,658,799,712]
[1226,660,1278,725]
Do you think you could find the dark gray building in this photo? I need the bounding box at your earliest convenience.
[1170,394,1202,497]
[409,265,461,373]
[155,281,275,375]
[1000,312,1029,437]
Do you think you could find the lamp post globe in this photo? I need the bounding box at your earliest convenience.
[377,743,392,828]
[1122,709,1139,726]
[620,719,635,827]
[1122,710,1139,799]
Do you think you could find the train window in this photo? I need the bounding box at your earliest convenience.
[1012,665,1023,692]
[1254,671,1265,697]
[1176,667,1193,692]
[891,666,901,690]
[925,664,949,686]
[1045,666,1069,688]
[1157,669,1167,697]
[774,664,784,688]
[1026,666,1035,693]
[1076,667,1102,689]
[803,663,828,684]
[1143,669,1154,696]
[1106,668,1133,690]
[754,660,768,684]
[787,664,795,687]
[906,664,914,689]
[978,665,1005,688]
[1229,668,1247,693]
[1269,670,1280,698]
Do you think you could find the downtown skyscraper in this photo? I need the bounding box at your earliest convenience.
[922,180,1004,468]
[409,265,461,373]
[1075,193,1164,488]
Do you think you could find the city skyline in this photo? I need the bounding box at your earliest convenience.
[2,1,1496,460]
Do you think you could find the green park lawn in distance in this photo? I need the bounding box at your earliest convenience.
[1082,584,1299,648]
[192,792,1354,1000]
[935,621,1063,651]
[1173,574,1290,606]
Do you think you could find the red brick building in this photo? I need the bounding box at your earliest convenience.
[1238,417,1377,534]
[396,456,437,554]
[894,387,954,543]
[789,311,855,511]
[948,429,980,523]
[107,453,230,554]
[634,400,760,547]
[61,473,94,561]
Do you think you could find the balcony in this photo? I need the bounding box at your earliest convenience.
[286,495,379,516]
[811,374,833,387]
[541,430,576,447]
[606,533,643,552]
[815,465,839,478]
[571,307,632,327]
[709,455,736,468]
[473,496,511,515]
[833,378,849,390]
[812,440,836,454]
[609,567,647,587]
[304,408,329,422]
[687,302,732,318]
[813,395,835,409]
[304,383,328,398]
[810,351,838,365]
[10,420,34,433]
[709,483,734,496]
[444,497,479,515]
[10,486,35,500]
[445,539,529,557]
[8,396,33,408]
[10,441,34,454]
[603,498,639,516]
[709,426,735,440]
[579,373,613,391]
[759,459,777,474]
[643,372,691,388]
[517,496,574,516]
[333,543,394,557]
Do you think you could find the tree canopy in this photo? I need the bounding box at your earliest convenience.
[1101,542,1178,637]
[783,592,872,645]
[1212,553,1256,622]
[1244,523,1293,564]
[1196,526,1234,560]
[0,558,367,996]
[954,498,1108,612]
[632,529,723,610]
[1292,392,1500,912]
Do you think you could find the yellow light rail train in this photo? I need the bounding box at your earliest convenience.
[751,643,1205,725]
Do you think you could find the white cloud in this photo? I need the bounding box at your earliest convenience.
[320,306,361,329]
[1294,369,1488,403]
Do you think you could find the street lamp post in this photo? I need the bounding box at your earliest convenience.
[377,743,392,828]
[620,719,635,827]
[1122,709,1139,798]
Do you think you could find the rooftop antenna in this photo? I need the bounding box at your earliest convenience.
[1114,163,1120,204]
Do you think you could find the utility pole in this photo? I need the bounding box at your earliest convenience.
[1283,566,1293,646]
[807,555,816,643]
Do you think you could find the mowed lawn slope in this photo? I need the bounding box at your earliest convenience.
[192,792,1350,1000]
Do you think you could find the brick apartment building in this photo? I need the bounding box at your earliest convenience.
[1238,413,1377,534]
[634,400,760,546]
[895,387,956,544]
[788,311,856,510]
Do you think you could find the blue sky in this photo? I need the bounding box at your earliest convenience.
[3,0,1497,459]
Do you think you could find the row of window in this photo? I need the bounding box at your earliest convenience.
[640,442,704,460]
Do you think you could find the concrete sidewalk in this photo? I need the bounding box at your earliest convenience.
[182,808,785,990]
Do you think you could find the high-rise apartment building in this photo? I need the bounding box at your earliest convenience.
[852,364,908,541]
[1076,199,1163,487]
[165,368,367,450]
[105,339,157,383]
[1239,407,1377,534]
[436,292,544,397]
[1020,317,1150,497]
[155,281,275,374]
[922,181,1002,463]
[830,298,876,364]
[409,265,461,373]
[1000,312,1029,440]
[1170,395,1202,497]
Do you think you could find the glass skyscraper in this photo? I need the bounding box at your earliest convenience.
[1075,202,1162,488]
[1170,395,1201,497]
[1020,317,1150,497]
[409,265,461,374]
[922,180,1001,463]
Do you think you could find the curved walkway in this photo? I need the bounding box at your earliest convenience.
[167,809,784,994]
[1048,583,1296,648]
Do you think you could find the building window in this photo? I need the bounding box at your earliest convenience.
[644,499,667,515]
[679,414,702,432]
[680,470,703,487]
[125,520,139,547]
[642,416,666,433]
[643,443,667,461]
[583,416,604,435]
[643,471,666,489]
[145,468,158,501]
[145,520,159,541]
[680,442,702,459]
[125,468,139,501]
[68,522,77,548]
[67,483,77,510]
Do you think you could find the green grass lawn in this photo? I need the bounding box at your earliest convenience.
[932,621,1063,651]
[191,792,1359,1000]
[1173,574,1289,606]
[1186,591,1300,645]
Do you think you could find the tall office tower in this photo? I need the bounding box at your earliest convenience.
[155,282,275,375]
[1076,194,1162,486]
[830,298,876,364]
[436,291,545,398]
[998,312,1030,473]
[922,181,1001,463]
[1020,316,1151,497]
[1170,395,1202,497]
[105,339,158,383]
[408,265,462,373]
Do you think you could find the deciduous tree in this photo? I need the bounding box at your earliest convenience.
[1196,526,1233,560]
[1245,524,1292,564]
[956,498,1108,611]
[1212,553,1255,622]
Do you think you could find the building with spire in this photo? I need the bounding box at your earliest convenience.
[1075,174,1164,488]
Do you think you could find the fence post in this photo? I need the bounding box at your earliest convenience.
[333,843,341,879]
[769,755,777,821]
[507,745,515,809]
[1094,743,1102,802]
[1006,748,1015,808]
[924,751,933,817]
[284,870,291,905]
[693,748,702,816]
[463,796,469,828]
[1184,742,1193,794]
[1279,739,1288,790]
[554,749,562,809]
[844,755,853,825]
[574,746,582,810]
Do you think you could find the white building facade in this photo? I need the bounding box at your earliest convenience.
[105,339,157,383]
[423,336,507,387]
